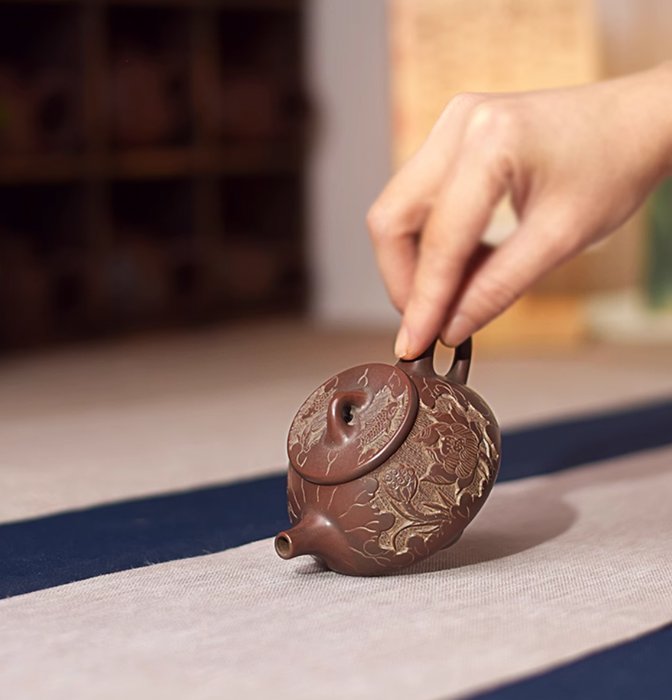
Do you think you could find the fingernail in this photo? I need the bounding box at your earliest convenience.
[442,314,472,347]
[394,325,410,358]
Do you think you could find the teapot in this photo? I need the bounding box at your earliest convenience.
[275,338,501,575]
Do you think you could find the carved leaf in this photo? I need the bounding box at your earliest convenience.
[424,460,459,486]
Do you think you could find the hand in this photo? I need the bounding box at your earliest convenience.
[367,63,672,359]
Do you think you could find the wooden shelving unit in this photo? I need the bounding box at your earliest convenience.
[0,0,308,349]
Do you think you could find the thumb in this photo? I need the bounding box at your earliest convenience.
[440,206,582,346]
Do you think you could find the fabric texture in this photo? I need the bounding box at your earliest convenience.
[471,624,672,700]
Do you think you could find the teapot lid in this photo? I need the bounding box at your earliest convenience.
[288,363,419,485]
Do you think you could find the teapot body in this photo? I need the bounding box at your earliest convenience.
[276,339,501,576]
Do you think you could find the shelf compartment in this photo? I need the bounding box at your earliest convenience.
[0,182,96,347]
[106,4,192,148]
[0,3,84,156]
[216,173,305,309]
[109,178,211,324]
[0,182,87,258]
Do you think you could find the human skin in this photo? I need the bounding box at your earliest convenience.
[367,62,672,360]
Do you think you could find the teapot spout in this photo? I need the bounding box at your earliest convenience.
[274,511,338,561]
[274,528,302,560]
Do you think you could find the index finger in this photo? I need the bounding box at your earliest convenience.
[367,94,485,312]
[396,135,511,358]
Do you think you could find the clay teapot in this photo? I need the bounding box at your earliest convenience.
[275,338,501,575]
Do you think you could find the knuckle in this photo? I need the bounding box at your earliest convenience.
[422,220,468,262]
[366,202,396,242]
[465,101,520,151]
[420,235,458,273]
[412,282,444,314]
[545,229,575,261]
[469,273,521,315]
[389,292,406,314]
[446,91,483,115]
[543,214,587,261]
[451,306,481,332]
[419,228,444,257]
[434,92,484,130]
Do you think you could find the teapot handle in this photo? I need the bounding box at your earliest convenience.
[396,337,472,385]
[446,336,472,385]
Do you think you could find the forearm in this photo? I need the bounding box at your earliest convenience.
[599,61,672,187]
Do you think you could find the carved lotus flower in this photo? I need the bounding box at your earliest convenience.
[439,423,478,476]
[424,422,479,485]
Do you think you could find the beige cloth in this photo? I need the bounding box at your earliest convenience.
[1,446,671,700]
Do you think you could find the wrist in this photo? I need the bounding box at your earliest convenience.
[633,62,672,182]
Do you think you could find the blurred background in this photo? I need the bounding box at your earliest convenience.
[4,0,672,580]
[0,0,671,357]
